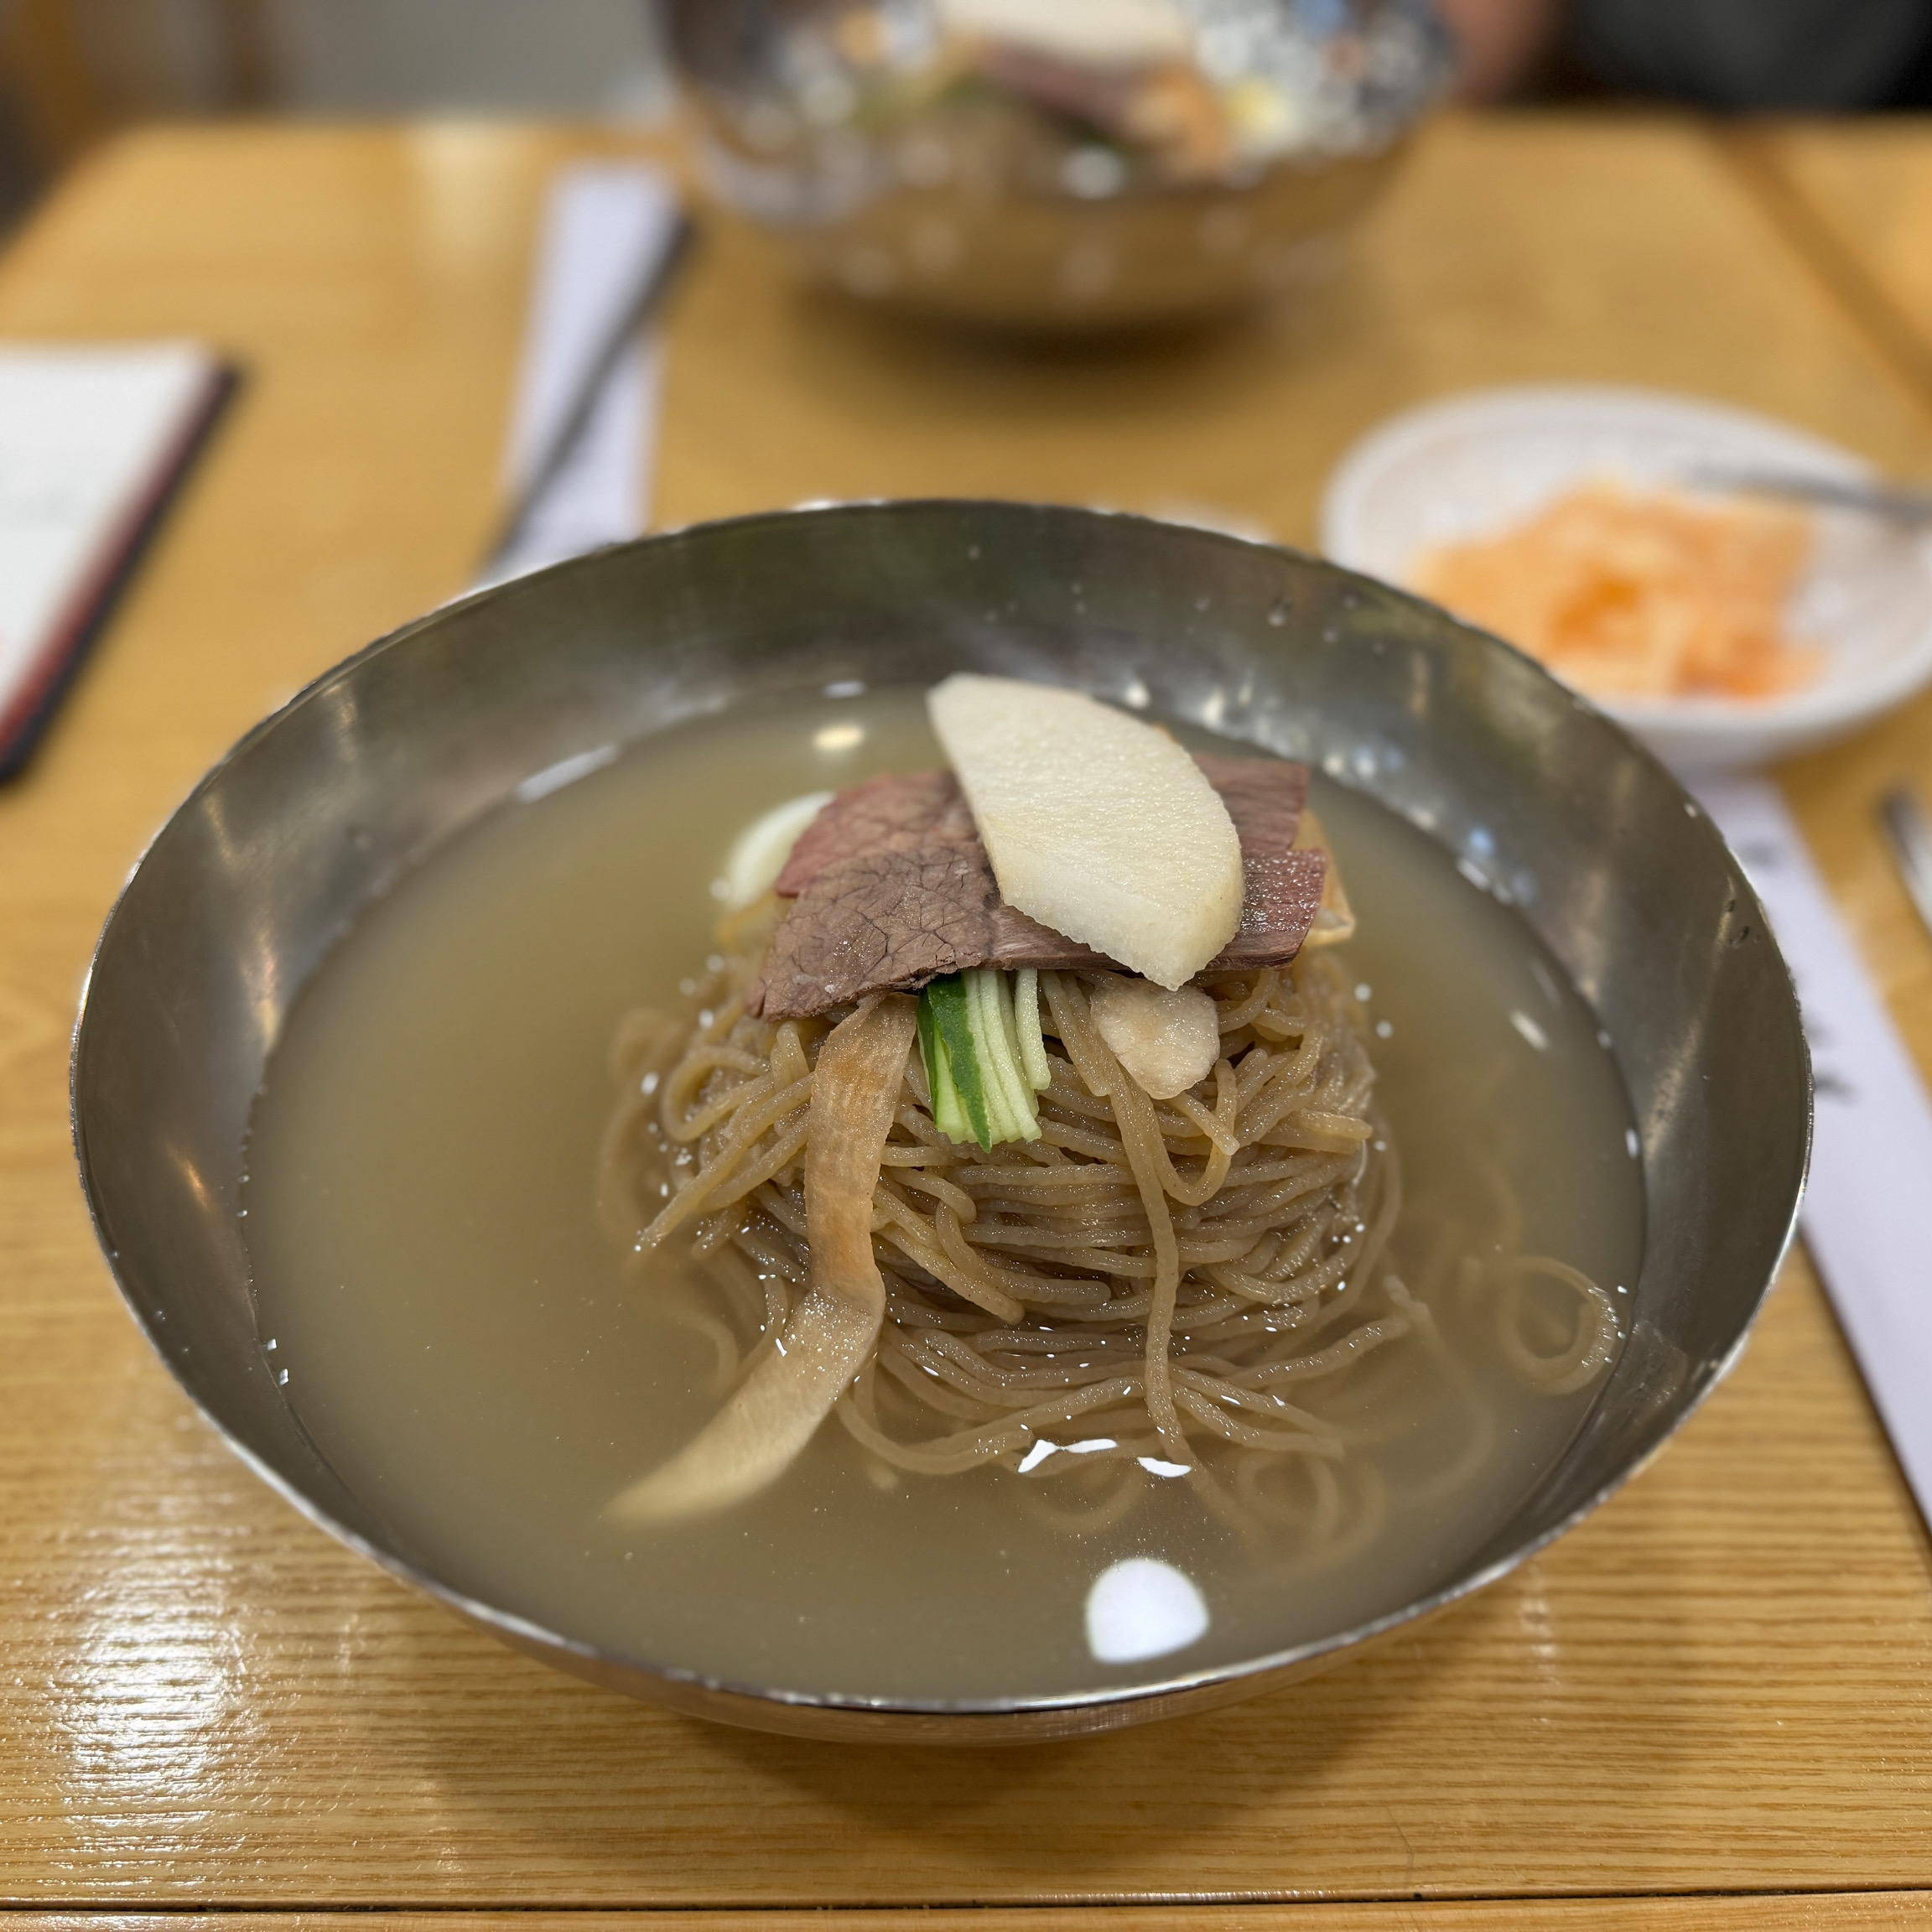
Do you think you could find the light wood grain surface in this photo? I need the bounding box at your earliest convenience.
[1740,118,1932,397]
[10,1906,1932,1932]
[4,111,1932,1918]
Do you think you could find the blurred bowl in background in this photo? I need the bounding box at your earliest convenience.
[662,0,1452,333]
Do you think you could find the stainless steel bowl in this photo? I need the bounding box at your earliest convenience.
[72,501,1810,1742]
[663,0,1452,331]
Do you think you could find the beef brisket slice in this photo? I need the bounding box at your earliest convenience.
[1192,753,1326,968]
[753,752,1327,1019]
[772,768,976,898]
[1197,752,1307,854]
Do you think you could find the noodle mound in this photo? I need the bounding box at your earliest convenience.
[599,900,1619,1531]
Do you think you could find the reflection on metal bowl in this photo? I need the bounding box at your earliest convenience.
[72,502,1809,1742]
[664,0,1452,331]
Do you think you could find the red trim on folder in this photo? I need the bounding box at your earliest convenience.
[0,362,239,776]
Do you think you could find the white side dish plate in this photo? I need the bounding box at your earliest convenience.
[1320,383,1932,771]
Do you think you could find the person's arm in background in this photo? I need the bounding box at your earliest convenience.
[1431,0,1932,106]
[1429,0,1564,99]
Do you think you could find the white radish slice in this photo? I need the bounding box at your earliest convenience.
[718,790,834,909]
[938,0,1194,67]
[608,994,916,1524]
[927,673,1244,989]
[1088,977,1220,1099]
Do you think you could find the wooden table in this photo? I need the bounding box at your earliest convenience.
[4,111,1932,1929]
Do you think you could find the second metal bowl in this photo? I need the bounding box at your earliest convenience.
[664,0,1451,331]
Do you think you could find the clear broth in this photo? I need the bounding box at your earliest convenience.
[244,689,1644,1702]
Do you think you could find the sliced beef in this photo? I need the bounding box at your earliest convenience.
[1200,754,1306,859]
[752,753,1327,1020]
[772,768,977,898]
[1231,847,1328,952]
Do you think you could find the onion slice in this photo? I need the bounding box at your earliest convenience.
[608,993,917,1524]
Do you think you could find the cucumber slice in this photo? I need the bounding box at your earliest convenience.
[1012,968,1052,1092]
[917,971,1043,1150]
[922,975,989,1150]
[968,969,1039,1144]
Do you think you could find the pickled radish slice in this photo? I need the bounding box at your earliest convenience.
[608,994,917,1522]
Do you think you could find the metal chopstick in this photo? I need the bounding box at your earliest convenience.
[479,211,697,576]
[1879,785,1932,945]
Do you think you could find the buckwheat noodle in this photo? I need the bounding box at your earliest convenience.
[598,897,1619,1537]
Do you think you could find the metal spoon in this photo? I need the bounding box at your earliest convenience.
[1686,466,1932,527]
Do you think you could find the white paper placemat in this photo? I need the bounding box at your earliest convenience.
[1695,771,1932,1516]
[482,163,679,586]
